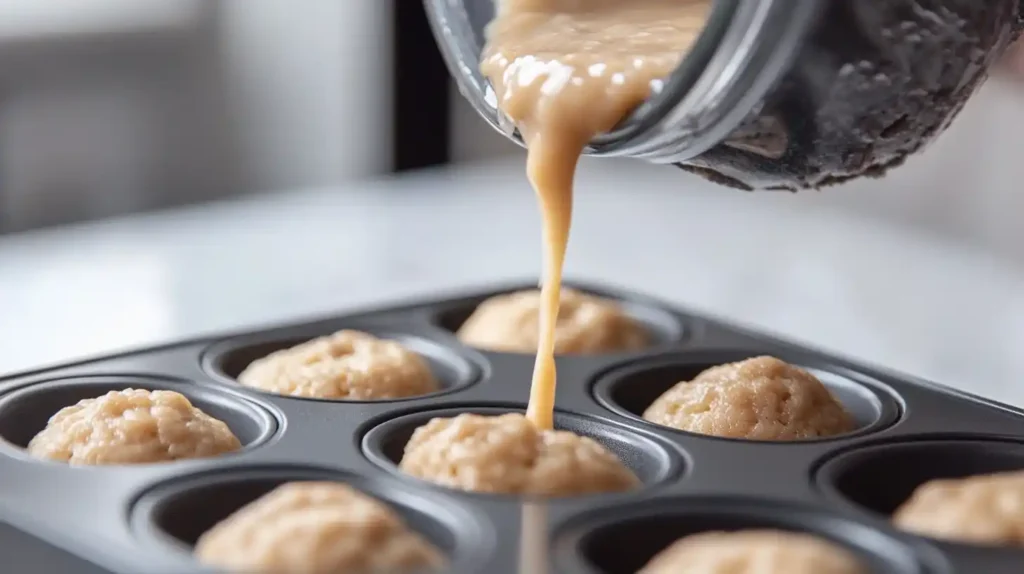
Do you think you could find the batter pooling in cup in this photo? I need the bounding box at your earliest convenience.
[399,412,638,496]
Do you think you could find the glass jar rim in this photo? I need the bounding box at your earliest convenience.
[589,0,743,150]
[423,0,820,161]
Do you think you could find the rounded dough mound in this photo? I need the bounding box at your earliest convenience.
[399,412,639,496]
[195,481,445,573]
[455,288,649,354]
[238,329,438,400]
[638,530,866,574]
[642,356,854,440]
[26,388,241,465]
[892,470,1024,545]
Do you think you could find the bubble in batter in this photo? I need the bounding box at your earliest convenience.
[638,530,866,574]
[194,481,445,573]
[26,388,241,465]
[237,329,438,400]
[455,288,649,354]
[642,356,855,440]
[892,470,1024,546]
[399,412,639,496]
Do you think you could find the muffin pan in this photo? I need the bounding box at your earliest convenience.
[0,279,1023,573]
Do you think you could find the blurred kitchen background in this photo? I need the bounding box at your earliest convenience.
[0,0,516,233]
[3,1,1024,403]
[2,0,1024,256]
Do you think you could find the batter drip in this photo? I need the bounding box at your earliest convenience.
[481,0,711,428]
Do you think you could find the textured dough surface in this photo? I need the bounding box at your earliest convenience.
[399,412,639,496]
[642,356,855,440]
[892,470,1024,546]
[638,530,866,574]
[455,288,649,354]
[26,388,241,465]
[238,329,438,400]
[194,481,445,573]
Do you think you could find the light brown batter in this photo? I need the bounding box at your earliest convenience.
[641,356,855,440]
[237,329,438,400]
[481,0,711,429]
[456,288,649,354]
[892,470,1024,546]
[27,388,241,465]
[194,481,445,573]
[638,530,867,574]
[398,412,639,496]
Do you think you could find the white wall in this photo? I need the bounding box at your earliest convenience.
[218,0,393,191]
[0,85,158,229]
[0,1,195,38]
[0,0,396,231]
[0,1,240,231]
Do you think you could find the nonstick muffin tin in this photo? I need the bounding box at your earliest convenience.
[1,279,1023,574]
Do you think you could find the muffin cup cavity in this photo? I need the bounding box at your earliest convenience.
[5,281,1024,573]
[816,438,1024,523]
[433,287,685,353]
[0,376,276,457]
[592,352,901,442]
[201,326,482,402]
[553,499,946,574]
[131,466,489,570]
[361,406,685,497]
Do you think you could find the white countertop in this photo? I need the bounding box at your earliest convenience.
[2,156,1024,407]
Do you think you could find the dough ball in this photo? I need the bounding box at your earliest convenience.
[399,412,639,496]
[27,388,241,465]
[194,481,444,573]
[238,330,438,400]
[638,530,866,574]
[455,288,649,354]
[642,356,855,440]
[892,470,1024,546]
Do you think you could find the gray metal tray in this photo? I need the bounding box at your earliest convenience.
[0,280,1021,573]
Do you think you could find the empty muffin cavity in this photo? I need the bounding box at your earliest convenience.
[361,406,683,497]
[0,376,275,463]
[132,467,486,572]
[593,352,900,442]
[435,287,683,354]
[203,326,480,402]
[817,439,1024,547]
[553,499,941,574]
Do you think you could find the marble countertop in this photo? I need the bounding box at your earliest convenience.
[2,156,1024,407]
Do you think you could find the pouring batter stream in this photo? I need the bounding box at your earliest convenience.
[481,0,711,429]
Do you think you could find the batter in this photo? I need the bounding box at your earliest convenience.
[399,412,639,496]
[27,389,241,465]
[892,470,1024,546]
[481,0,712,429]
[237,329,438,400]
[642,356,855,440]
[194,481,444,573]
[638,530,867,574]
[456,288,649,354]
